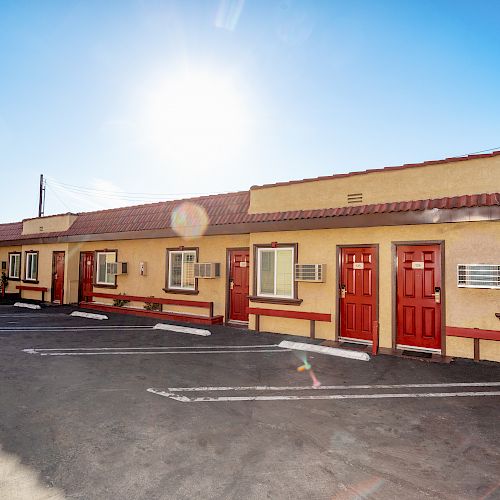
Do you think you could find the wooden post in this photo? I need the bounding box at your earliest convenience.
[473,338,480,361]
[255,314,260,332]
[309,320,315,339]
[372,320,379,356]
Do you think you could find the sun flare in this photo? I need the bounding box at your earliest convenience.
[140,69,250,165]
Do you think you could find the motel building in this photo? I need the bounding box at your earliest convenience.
[1,151,499,363]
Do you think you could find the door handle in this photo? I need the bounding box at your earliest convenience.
[340,284,346,298]
[230,280,234,290]
[432,287,441,304]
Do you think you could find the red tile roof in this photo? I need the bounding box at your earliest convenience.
[240,193,500,223]
[0,192,497,243]
[251,150,500,190]
[0,222,23,242]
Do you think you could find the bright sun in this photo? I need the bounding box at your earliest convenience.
[140,69,250,165]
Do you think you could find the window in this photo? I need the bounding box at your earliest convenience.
[96,251,117,285]
[8,253,21,279]
[25,252,38,281]
[167,250,196,291]
[257,246,295,298]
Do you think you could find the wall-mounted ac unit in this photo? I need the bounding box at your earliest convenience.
[295,264,325,282]
[106,262,128,275]
[194,262,221,279]
[457,264,500,289]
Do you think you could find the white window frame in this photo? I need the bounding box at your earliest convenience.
[257,246,295,299]
[8,253,21,279]
[168,250,196,291]
[95,251,117,285]
[25,252,38,282]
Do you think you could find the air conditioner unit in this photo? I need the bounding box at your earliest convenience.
[194,262,221,279]
[106,262,128,275]
[295,264,325,282]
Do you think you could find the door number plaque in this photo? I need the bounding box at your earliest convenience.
[353,262,365,270]
[412,262,425,269]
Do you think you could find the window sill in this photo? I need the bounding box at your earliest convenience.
[22,280,39,284]
[8,277,21,281]
[247,295,303,305]
[162,288,199,295]
[93,284,118,289]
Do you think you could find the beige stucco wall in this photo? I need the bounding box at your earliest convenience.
[22,214,78,236]
[75,234,250,317]
[248,220,500,362]
[17,243,70,301]
[249,155,500,213]
[0,245,22,293]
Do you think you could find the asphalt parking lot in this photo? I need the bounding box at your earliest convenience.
[0,305,499,500]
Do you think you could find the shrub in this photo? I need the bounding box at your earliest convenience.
[144,297,161,311]
[113,293,130,307]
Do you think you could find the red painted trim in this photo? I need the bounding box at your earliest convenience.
[79,303,223,325]
[16,285,48,292]
[88,292,212,310]
[247,307,331,322]
[446,326,500,341]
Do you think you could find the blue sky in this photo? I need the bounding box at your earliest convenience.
[1,0,499,222]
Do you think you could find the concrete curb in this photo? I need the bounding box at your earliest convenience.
[153,323,211,336]
[13,302,41,310]
[278,340,370,361]
[70,311,108,320]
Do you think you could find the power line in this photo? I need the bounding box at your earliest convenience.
[463,146,500,156]
[46,177,217,198]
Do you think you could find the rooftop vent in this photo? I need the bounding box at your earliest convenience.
[347,193,363,204]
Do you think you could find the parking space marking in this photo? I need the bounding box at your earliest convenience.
[148,388,500,403]
[165,381,500,392]
[2,326,155,332]
[23,344,289,356]
[25,344,279,351]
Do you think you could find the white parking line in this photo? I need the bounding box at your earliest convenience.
[165,382,500,392]
[23,344,288,356]
[2,326,154,332]
[148,388,500,403]
[26,344,278,351]
[28,349,288,356]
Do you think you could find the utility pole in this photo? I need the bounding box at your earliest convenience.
[38,174,46,218]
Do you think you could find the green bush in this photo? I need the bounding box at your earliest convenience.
[144,297,161,311]
[113,293,130,307]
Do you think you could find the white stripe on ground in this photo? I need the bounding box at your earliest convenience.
[25,344,278,351]
[153,323,210,336]
[278,340,370,361]
[147,388,500,402]
[33,349,289,356]
[1,325,153,329]
[165,382,500,392]
[1,326,155,332]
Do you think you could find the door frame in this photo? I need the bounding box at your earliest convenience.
[225,247,250,325]
[391,240,446,356]
[335,244,379,342]
[51,251,66,303]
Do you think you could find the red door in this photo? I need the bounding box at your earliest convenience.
[340,247,377,342]
[396,245,442,350]
[51,252,65,303]
[228,249,250,323]
[79,252,94,302]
